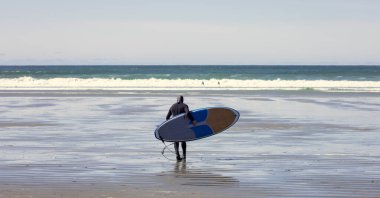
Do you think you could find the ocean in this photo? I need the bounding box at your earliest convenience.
[0,65,380,197]
[0,65,379,91]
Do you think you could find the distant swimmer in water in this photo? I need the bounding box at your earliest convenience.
[202,81,204,86]
[218,81,220,85]
[166,96,196,161]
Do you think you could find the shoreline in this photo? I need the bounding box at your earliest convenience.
[1,89,380,97]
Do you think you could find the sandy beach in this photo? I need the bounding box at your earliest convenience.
[0,90,379,197]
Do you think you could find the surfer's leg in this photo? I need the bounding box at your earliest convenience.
[181,141,186,159]
[174,142,181,160]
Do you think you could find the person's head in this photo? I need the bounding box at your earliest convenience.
[177,95,184,103]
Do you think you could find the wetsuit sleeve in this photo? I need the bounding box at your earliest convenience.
[166,109,172,120]
[185,105,195,121]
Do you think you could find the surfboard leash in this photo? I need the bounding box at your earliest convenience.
[158,132,176,161]
[161,141,177,161]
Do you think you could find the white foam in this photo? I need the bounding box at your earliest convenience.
[0,77,380,92]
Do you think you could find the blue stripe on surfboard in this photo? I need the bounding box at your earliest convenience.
[191,125,213,138]
[190,109,208,123]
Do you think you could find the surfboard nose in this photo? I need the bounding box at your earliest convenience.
[206,108,238,134]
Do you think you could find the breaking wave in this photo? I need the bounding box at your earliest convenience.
[0,77,380,92]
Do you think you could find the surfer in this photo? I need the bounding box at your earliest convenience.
[166,95,196,161]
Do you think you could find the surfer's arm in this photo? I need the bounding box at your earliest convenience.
[166,110,172,120]
[185,106,196,125]
[187,112,195,122]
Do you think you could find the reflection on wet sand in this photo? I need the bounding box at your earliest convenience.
[157,161,239,187]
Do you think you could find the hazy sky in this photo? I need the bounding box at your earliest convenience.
[1,0,380,65]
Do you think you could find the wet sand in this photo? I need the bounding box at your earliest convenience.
[0,90,379,197]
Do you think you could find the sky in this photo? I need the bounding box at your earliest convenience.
[0,0,380,65]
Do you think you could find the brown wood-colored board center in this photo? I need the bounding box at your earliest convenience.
[207,108,236,133]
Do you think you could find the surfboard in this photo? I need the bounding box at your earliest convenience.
[155,107,239,142]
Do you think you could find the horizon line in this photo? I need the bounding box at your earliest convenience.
[0,64,380,67]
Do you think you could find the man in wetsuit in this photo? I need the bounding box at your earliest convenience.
[166,95,196,161]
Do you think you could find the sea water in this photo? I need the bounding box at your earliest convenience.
[0,65,379,91]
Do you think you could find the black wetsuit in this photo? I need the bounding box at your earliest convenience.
[166,102,195,121]
[166,101,194,160]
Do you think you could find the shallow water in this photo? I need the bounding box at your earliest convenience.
[0,91,379,197]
